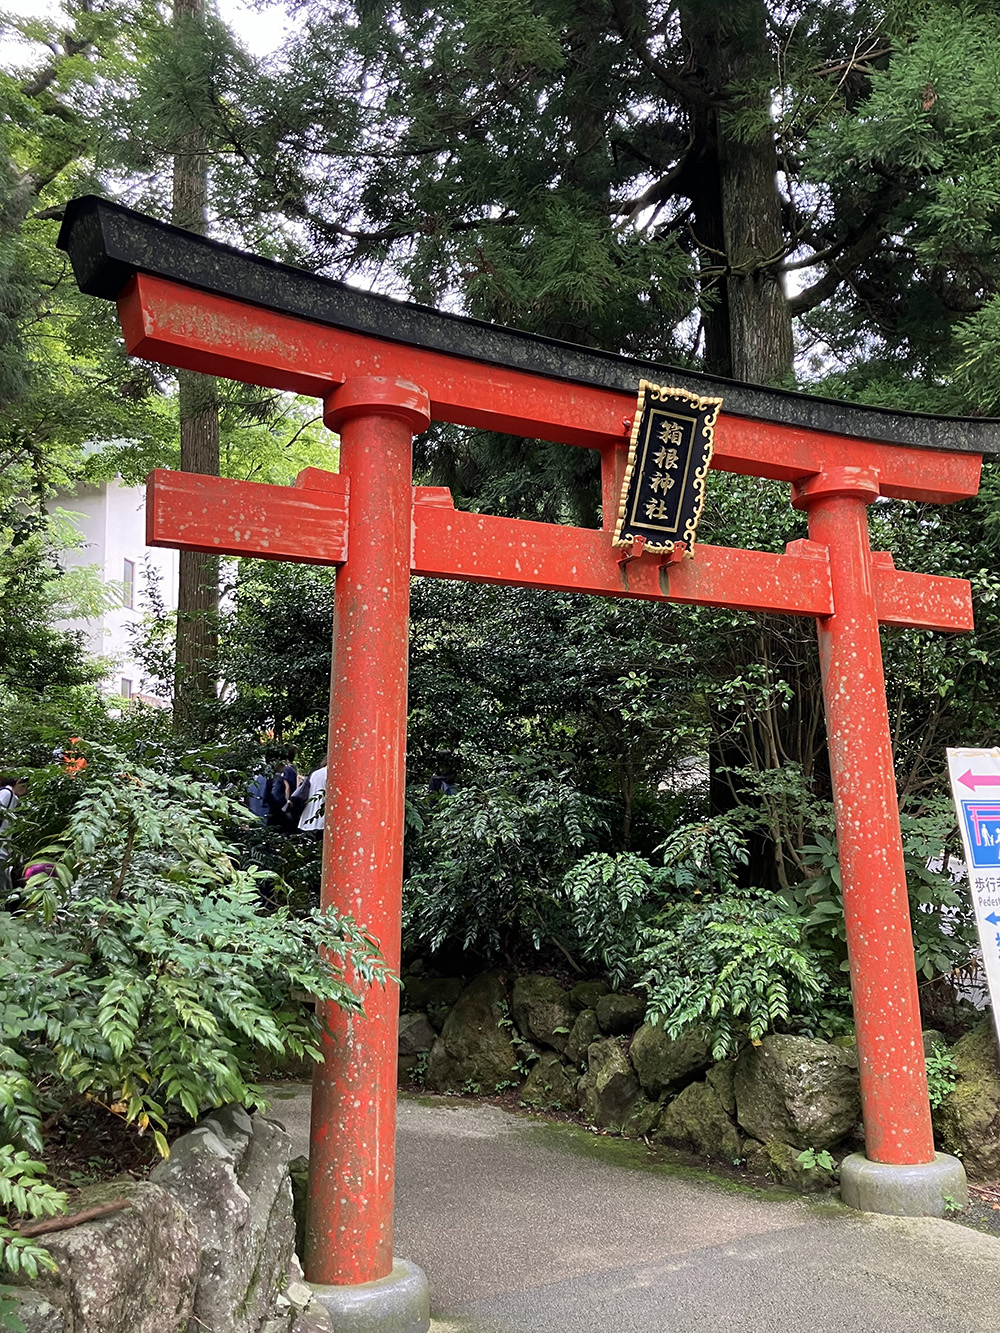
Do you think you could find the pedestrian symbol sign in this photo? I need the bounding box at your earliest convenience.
[947,748,1000,1047]
[961,802,1000,868]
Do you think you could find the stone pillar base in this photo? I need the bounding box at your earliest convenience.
[309,1258,430,1332]
[840,1152,968,1217]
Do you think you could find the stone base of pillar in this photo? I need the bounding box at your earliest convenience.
[309,1259,430,1332]
[840,1152,968,1217]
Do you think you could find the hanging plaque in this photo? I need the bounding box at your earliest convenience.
[612,381,722,557]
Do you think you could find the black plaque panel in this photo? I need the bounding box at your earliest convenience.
[613,382,722,556]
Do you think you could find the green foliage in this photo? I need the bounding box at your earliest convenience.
[403,765,604,959]
[795,1147,834,1172]
[926,1042,958,1109]
[789,800,977,983]
[0,743,383,1160]
[560,852,667,988]
[0,1146,67,1331]
[639,884,829,1060]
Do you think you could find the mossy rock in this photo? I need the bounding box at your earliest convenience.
[401,975,464,1020]
[398,1011,436,1055]
[706,1060,737,1115]
[578,1037,642,1131]
[519,1051,576,1112]
[742,1139,836,1192]
[424,970,519,1093]
[595,992,646,1036]
[564,1009,600,1067]
[935,1018,1000,1180]
[570,980,611,1011]
[734,1034,860,1150]
[629,1023,713,1098]
[653,1080,742,1163]
[511,975,576,1053]
[622,1095,662,1139]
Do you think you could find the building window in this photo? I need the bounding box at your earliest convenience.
[121,678,133,699]
[123,559,135,609]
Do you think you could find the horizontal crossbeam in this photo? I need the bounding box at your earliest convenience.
[124,277,981,506]
[145,470,973,631]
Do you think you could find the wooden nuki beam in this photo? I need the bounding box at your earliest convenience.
[123,276,982,506]
[145,470,974,632]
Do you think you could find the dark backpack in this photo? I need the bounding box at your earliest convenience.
[267,775,287,810]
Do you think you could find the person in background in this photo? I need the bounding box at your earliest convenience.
[265,748,299,831]
[0,776,29,897]
[297,756,328,841]
[247,765,270,819]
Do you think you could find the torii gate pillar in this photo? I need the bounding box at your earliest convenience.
[795,469,964,1208]
[306,378,432,1319]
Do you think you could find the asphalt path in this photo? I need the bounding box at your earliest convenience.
[265,1086,1000,1333]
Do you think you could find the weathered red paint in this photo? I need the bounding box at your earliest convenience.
[145,468,349,562]
[304,378,430,1286]
[793,468,936,1164]
[147,469,973,634]
[119,273,982,505]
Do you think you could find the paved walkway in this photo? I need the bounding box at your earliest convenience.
[265,1086,1000,1332]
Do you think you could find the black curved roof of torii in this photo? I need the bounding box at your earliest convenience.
[58,195,1000,456]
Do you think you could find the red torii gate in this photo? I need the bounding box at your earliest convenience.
[60,196,994,1327]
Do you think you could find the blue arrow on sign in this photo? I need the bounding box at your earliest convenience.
[986,912,1000,926]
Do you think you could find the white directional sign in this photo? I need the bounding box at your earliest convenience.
[947,747,1000,1045]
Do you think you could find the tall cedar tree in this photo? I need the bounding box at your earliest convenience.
[171,0,221,728]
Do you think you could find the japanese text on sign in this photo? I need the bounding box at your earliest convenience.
[947,747,1000,1047]
[613,381,722,556]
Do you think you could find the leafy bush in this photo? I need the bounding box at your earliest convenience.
[788,798,977,983]
[926,1042,958,1109]
[638,884,830,1060]
[560,852,667,987]
[0,744,384,1155]
[403,765,605,960]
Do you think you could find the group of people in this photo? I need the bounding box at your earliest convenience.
[249,748,328,837]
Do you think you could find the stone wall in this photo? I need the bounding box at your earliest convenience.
[399,968,976,1191]
[14,1107,331,1333]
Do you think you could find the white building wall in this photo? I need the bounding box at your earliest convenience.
[56,479,179,700]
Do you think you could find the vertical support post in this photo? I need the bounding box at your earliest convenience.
[305,377,430,1291]
[792,467,935,1165]
[600,438,629,533]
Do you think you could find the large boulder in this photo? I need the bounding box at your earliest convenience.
[511,975,576,1053]
[150,1106,297,1333]
[570,980,611,1011]
[519,1052,577,1111]
[935,1019,1000,1179]
[398,1011,437,1055]
[565,1009,601,1067]
[734,1035,860,1150]
[629,1023,713,1097]
[653,1081,742,1163]
[425,970,519,1093]
[595,992,647,1035]
[13,1181,199,1333]
[578,1038,642,1131]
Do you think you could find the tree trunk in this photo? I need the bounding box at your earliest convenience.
[681,0,793,384]
[171,0,220,729]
